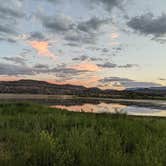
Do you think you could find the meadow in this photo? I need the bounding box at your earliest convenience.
[0,102,166,166]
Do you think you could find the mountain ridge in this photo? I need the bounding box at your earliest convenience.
[0,79,104,96]
[0,79,166,99]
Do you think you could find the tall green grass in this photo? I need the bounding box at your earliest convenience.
[0,102,166,166]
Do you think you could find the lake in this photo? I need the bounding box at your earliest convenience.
[51,101,166,117]
[1,94,166,117]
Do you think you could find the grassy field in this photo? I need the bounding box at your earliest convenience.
[0,103,166,166]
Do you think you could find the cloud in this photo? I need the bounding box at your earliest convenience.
[0,62,89,78]
[0,62,50,76]
[34,64,49,69]
[70,61,100,72]
[3,56,26,65]
[47,0,126,11]
[36,63,90,79]
[90,0,127,11]
[122,81,162,89]
[28,32,46,41]
[28,40,56,59]
[0,36,17,43]
[65,17,110,44]
[112,46,122,51]
[72,55,102,61]
[111,32,119,39]
[0,0,24,19]
[24,64,89,80]
[159,78,166,81]
[77,17,109,33]
[98,62,117,68]
[38,12,109,44]
[102,48,109,53]
[100,77,131,83]
[51,67,88,79]
[118,64,138,68]
[64,76,100,87]
[72,55,89,61]
[0,25,18,42]
[98,62,138,68]
[90,57,103,61]
[99,77,162,88]
[0,0,24,43]
[127,13,166,41]
[66,42,80,47]
[38,13,73,32]
[0,25,17,35]
[65,30,96,44]
[38,13,96,44]
[0,75,21,81]
[0,63,34,76]
[47,0,60,3]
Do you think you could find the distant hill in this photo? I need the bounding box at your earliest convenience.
[0,79,166,99]
[127,87,166,91]
[0,79,103,96]
[127,87,166,95]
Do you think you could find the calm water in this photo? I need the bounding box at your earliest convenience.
[1,94,166,117]
[51,101,166,117]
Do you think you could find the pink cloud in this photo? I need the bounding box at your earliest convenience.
[111,33,119,39]
[70,61,100,72]
[0,76,21,81]
[28,41,55,59]
[48,76,100,87]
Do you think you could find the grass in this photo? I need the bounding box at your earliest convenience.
[0,102,166,166]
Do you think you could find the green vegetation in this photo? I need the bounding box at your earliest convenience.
[0,103,166,166]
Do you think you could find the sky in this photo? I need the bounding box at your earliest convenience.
[0,0,166,89]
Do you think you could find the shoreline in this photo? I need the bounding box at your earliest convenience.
[0,93,166,110]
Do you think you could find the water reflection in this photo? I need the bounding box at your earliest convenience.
[124,106,166,117]
[53,103,126,113]
[1,95,166,117]
[51,102,166,117]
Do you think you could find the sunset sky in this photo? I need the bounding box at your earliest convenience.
[0,0,166,89]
